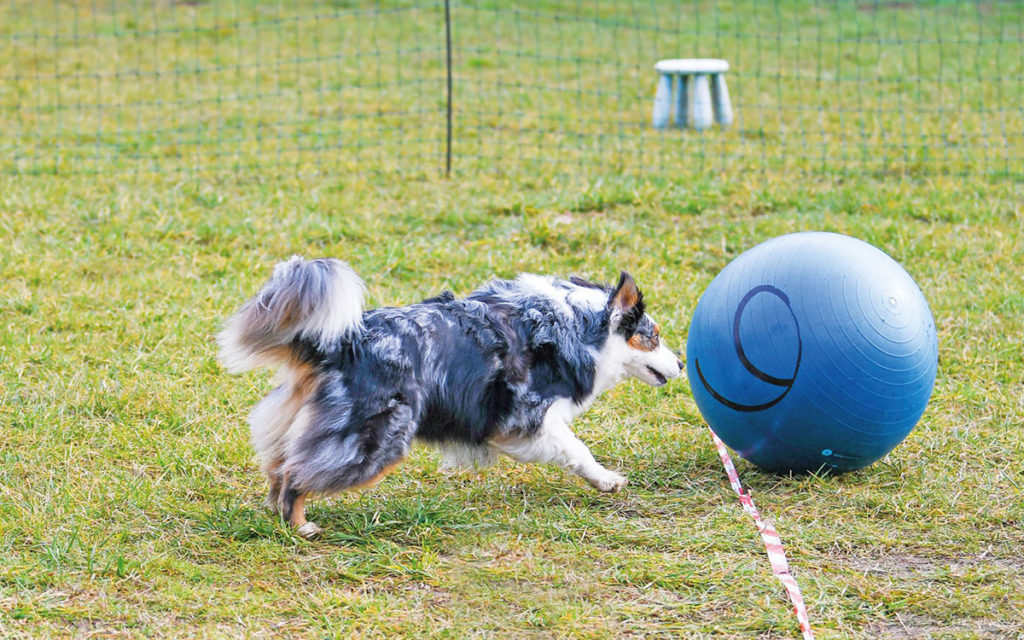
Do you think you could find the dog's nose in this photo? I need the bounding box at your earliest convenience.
[677,359,684,371]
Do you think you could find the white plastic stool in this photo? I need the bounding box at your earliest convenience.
[653,59,732,131]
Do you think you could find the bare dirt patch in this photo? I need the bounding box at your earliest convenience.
[864,613,1020,639]
[841,551,1023,580]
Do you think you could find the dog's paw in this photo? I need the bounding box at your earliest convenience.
[589,471,628,493]
[295,521,323,539]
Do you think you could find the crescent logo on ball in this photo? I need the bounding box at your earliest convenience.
[694,284,802,412]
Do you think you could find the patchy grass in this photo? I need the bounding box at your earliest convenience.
[2,172,1022,638]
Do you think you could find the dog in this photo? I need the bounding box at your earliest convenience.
[219,257,683,537]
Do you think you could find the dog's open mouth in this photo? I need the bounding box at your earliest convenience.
[646,366,668,386]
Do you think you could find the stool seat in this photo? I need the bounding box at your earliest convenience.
[655,58,729,74]
[652,58,733,131]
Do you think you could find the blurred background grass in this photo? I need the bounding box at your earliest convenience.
[2,0,1021,179]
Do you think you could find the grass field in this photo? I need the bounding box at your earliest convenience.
[2,1,1024,638]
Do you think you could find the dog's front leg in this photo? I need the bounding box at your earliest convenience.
[491,403,627,493]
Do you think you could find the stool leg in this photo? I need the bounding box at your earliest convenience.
[652,73,672,129]
[673,75,687,127]
[690,74,713,131]
[712,73,733,127]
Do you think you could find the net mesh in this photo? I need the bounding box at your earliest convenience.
[2,0,1021,179]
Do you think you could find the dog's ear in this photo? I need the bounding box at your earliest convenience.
[609,272,646,335]
[570,275,604,291]
[608,271,642,312]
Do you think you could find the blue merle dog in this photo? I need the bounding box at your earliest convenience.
[219,257,683,537]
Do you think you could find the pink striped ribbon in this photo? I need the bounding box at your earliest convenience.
[709,428,815,639]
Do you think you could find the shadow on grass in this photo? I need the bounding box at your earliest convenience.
[191,492,504,550]
[315,493,502,548]
[190,452,858,557]
[190,499,292,544]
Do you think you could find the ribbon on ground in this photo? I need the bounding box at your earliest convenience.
[709,428,814,639]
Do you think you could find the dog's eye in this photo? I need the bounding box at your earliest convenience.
[638,332,659,349]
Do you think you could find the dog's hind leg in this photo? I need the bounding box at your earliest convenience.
[490,400,627,493]
[278,472,320,538]
[264,459,284,514]
[280,397,418,537]
[277,453,403,539]
[250,390,291,515]
[249,369,317,515]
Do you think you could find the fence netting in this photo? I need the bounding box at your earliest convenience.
[2,1,1021,180]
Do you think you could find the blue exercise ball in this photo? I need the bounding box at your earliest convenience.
[686,232,938,474]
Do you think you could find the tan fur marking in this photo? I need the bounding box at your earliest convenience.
[612,277,640,309]
[286,358,320,399]
[273,358,319,455]
[352,458,406,490]
[628,334,659,352]
[244,344,294,371]
[289,493,308,528]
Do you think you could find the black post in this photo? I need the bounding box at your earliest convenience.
[444,0,453,177]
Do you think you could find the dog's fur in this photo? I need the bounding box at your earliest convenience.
[219,258,682,537]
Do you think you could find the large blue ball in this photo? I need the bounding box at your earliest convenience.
[686,232,938,474]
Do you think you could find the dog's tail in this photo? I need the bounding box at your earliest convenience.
[218,256,365,373]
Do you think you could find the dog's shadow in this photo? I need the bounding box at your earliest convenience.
[195,445,770,550]
[195,472,665,551]
[313,491,502,549]
[193,488,504,548]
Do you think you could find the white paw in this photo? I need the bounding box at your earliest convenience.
[589,470,628,493]
[296,521,323,539]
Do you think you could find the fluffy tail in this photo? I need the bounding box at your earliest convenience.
[218,256,365,373]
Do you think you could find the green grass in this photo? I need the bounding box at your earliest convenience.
[3,173,1022,638]
[2,1,1024,638]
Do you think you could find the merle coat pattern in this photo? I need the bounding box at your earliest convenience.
[219,258,682,537]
